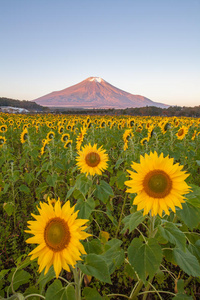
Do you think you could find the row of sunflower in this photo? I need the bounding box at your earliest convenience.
[0,112,200,299]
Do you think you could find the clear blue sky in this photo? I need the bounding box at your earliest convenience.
[1,0,199,106]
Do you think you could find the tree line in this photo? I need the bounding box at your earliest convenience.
[0,97,200,117]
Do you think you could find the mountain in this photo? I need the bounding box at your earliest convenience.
[33,77,168,109]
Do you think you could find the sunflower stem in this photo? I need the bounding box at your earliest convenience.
[73,266,82,300]
[115,193,128,238]
[129,279,144,299]
[148,214,156,238]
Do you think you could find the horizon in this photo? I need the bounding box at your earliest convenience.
[0,0,200,107]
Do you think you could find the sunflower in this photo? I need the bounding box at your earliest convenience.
[25,198,91,278]
[61,133,70,143]
[0,136,6,147]
[64,140,72,148]
[191,130,197,140]
[46,131,55,140]
[40,139,49,156]
[0,125,7,132]
[125,151,191,217]
[76,143,108,176]
[76,127,87,150]
[176,126,188,140]
[20,128,28,144]
[140,137,149,145]
[58,126,64,134]
[160,121,171,134]
[123,129,133,151]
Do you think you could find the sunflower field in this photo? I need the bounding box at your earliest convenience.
[1,112,200,300]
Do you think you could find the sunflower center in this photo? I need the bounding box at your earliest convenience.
[143,170,172,198]
[178,129,184,136]
[44,217,70,252]
[85,152,100,167]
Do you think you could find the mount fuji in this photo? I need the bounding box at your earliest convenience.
[33,77,168,109]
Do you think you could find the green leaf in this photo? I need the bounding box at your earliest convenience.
[83,239,103,255]
[115,158,124,169]
[1,183,10,194]
[121,211,145,233]
[65,285,76,300]
[155,269,165,284]
[46,173,58,187]
[128,238,162,283]
[188,242,200,263]
[186,184,200,208]
[19,184,31,194]
[177,279,184,294]
[124,264,137,280]
[75,197,95,219]
[12,270,31,291]
[78,254,111,284]
[83,287,103,300]
[37,266,55,294]
[24,172,34,185]
[172,294,193,300]
[157,222,186,250]
[3,202,14,216]
[94,180,114,203]
[24,286,40,300]
[75,174,92,196]
[105,208,118,227]
[66,186,76,199]
[115,171,127,190]
[102,239,124,274]
[173,248,200,277]
[176,202,200,230]
[45,279,68,300]
[0,269,9,281]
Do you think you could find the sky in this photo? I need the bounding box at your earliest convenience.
[0,0,200,107]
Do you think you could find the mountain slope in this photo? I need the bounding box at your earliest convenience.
[33,77,168,109]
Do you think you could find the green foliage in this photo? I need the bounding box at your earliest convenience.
[1,113,200,299]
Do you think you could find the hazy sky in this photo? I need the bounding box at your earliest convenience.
[1,0,200,107]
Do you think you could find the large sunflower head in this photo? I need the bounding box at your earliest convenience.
[125,151,191,217]
[76,143,109,176]
[25,198,91,278]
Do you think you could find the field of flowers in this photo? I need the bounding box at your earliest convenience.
[0,112,200,300]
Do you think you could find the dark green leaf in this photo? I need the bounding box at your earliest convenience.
[78,254,111,284]
[176,203,200,230]
[83,239,103,255]
[121,211,145,233]
[24,172,34,185]
[46,173,58,187]
[94,180,114,203]
[83,287,103,300]
[75,174,92,196]
[128,238,162,283]
[75,197,95,219]
[37,266,55,294]
[3,202,14,216]
[45,279,68,300]
[0,269,9,281]
[157,222,186,250]
[173,248,200,277]
[12,270,31,291]
[19,184,31,194]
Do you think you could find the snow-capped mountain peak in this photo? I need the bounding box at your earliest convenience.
[89,77,103,83]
